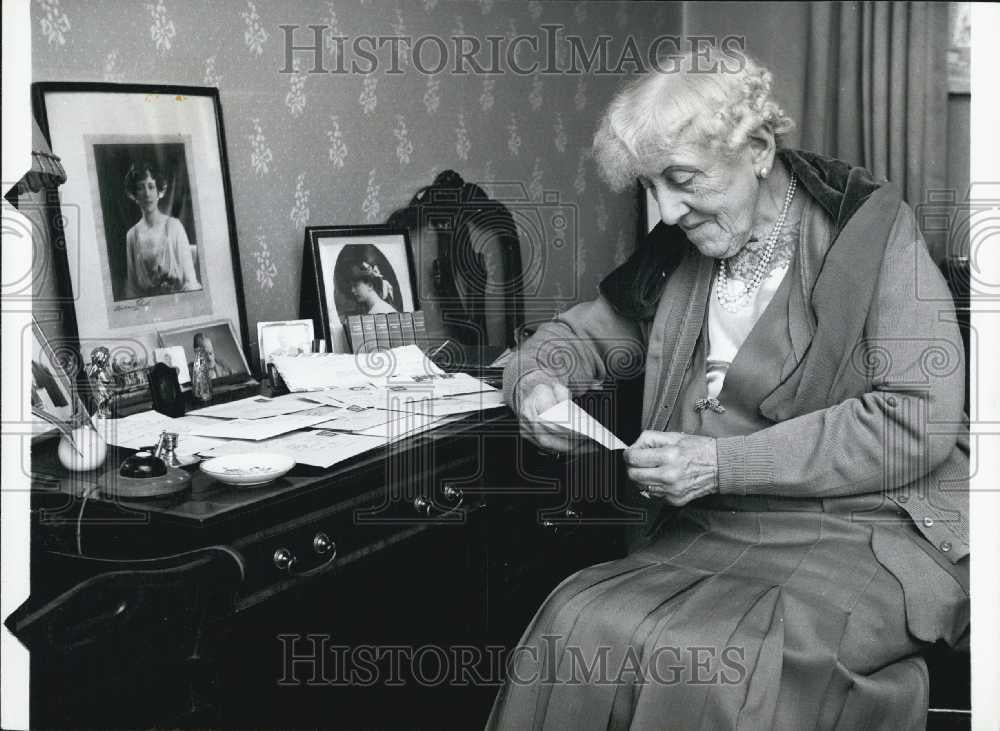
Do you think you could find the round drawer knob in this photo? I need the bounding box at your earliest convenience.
[443,486,463,502]
[413,496,431,516]
[313,532,336,556]
[273,547,296,571]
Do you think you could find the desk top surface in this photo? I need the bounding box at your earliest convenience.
[31,409,514,526]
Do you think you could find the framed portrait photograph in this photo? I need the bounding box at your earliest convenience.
[32,82,249,372]
[256,319,316,373]
[157,319,252,386]
[28,318,88,438]
[302,225,418,353]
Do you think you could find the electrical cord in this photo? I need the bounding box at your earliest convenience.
[75,483,101,556]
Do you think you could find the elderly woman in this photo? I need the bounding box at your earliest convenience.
[490,52,969,730]
[123,160,201,299]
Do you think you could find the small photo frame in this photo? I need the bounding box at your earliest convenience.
[303,225,418,353]
[256,319,315,374]
[153,345,191,385]
[29,319,88,437]
[156,319,252,386]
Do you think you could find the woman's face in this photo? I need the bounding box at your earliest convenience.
[638,136,768,260]
[351,280,375,303]
[132,172,165,213]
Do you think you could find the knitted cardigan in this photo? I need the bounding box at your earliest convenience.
[504,150,969,570]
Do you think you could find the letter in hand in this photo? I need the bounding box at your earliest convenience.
[623,430,719,506]
[517,380,598,454]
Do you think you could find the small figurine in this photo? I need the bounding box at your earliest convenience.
[86,346,114,419]
[191,345,213,402]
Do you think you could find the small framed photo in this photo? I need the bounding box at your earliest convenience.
[256,319,315,373]
[32,82,250,371]
[156,319,252,385]
[302,225,418,353]
[153,345,191,385]
[28,318,89,438]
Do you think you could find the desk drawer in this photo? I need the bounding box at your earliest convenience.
[230,481,479,611]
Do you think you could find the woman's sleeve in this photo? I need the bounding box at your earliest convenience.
[169,218,200,291]
[502,293,647,410]
[123,227,140,299]
[716,203,966,498]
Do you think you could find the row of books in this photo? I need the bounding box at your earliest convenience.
[346,312,428,353]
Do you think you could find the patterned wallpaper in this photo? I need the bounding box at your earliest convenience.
[31,0,684,349]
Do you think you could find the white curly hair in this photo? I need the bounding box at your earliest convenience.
[593,48,796,191]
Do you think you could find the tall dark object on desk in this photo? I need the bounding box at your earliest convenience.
[386,169,525,365]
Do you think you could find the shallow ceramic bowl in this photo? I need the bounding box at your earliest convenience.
[199,452,296,486]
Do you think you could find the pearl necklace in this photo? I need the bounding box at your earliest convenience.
[715,173,797,313]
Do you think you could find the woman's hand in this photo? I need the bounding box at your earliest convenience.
[624,430,719,506]
[513,378,602,455]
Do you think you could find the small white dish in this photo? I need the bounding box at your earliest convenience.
[199,451,296,487]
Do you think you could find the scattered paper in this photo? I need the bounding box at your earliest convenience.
[353,411,448,439]
[187,407,341,441]
[309,407,399,433]
[99,411,230,457]
[188,393,325,420]
[272,344,444,392]
[384,372,496,397]
[398,391,506,417]
[198,429,386,469]
[536,400,627,451]
[95,347,499,465]
[355,412,471,442]
[306,385,425,411]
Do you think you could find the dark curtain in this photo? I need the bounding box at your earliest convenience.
[801,1,950,257]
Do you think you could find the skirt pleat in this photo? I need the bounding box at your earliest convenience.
[543,564,712,729]
[486,503,938,731]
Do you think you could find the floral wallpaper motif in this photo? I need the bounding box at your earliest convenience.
[147,0,177,55]
[31,0,681,341]
[38,0,70,46]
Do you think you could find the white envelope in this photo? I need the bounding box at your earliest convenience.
[536,400,627,451]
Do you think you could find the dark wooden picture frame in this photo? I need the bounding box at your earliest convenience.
[300,225,419,353]
[31,82,251,389]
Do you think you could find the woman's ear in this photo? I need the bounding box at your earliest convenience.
[746,125,776,174]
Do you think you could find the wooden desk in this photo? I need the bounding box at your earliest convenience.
[30,409,515,610]
[23,393,639,728]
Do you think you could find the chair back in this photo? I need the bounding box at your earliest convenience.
[4,547,243,728]
[387,170,525,351]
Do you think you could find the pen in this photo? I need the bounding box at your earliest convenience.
[428,339,452,359]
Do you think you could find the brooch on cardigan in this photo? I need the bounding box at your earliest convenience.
[694,397,726,414]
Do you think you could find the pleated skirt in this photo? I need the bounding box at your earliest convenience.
[486,495,932,731]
